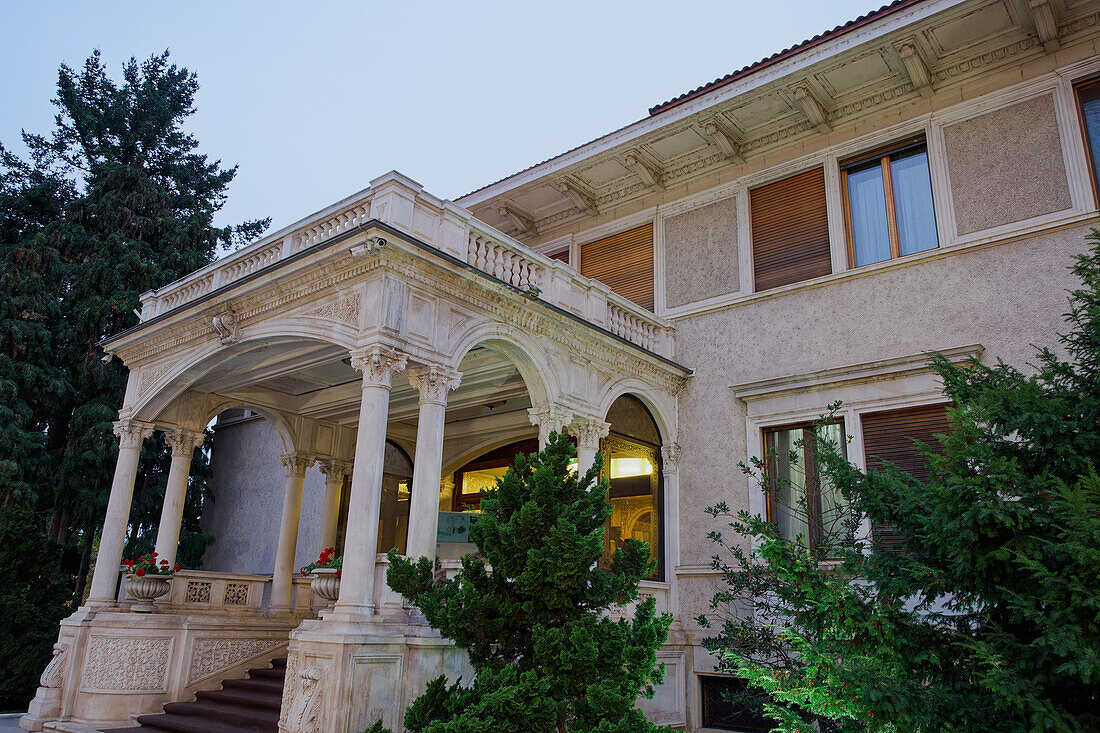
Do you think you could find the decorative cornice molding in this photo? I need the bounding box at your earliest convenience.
[408,365,462,406]
[305,292,361,326]
[349,345,409,388]
[113,420,155,449]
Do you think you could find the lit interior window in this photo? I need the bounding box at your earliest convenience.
[461,466,508,497]
[610,457,653,478]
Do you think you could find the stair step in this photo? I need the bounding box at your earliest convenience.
[222,676,286,694]
[163,700,281,726]
[246,666,286,682]
[130,713,276,733]
[195,687,283,711]
[113,656,289,731]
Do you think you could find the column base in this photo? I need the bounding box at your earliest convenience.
[281,616,471,733]
[20,687,61,731]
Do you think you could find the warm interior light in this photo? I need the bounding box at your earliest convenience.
[610,457,653,479]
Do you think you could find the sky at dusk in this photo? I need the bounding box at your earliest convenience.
[1,1,879,237]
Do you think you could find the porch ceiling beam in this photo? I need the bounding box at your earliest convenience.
[554,177,599,216]
[196,344,350,395]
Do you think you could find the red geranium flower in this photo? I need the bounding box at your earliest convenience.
[174,564,181,571]
[136,568,145,577]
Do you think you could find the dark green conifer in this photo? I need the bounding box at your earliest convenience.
[387,432,674,733]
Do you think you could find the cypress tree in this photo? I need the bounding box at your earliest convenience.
[387,432,675,733]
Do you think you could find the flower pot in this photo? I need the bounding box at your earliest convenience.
[309,568,340,606]
[128,575,172,613]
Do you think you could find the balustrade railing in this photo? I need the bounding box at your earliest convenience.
[138,183,674,358]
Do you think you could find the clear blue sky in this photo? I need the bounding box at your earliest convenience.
[1,1,878,234]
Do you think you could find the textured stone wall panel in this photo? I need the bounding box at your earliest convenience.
[944,93,1071,235]
[663,196,739,308]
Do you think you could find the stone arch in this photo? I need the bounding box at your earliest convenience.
[129,331,354,427]
[448,321,559,409]
[200,396,298,455]
[441,432,539,478]
[595,379,675,445]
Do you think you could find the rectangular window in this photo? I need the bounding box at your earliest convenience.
[549,248,570,264]
[749,167,832,291]
[860,403,952,552]
[763,421,848,552]
[579,223,654,311]
[700,675,777,731]
[842,139,938,267]
[1075,79,1100,203]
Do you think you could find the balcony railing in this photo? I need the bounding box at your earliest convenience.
[137,175,675,358]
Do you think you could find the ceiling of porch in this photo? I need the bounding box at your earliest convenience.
[191,340,532,430]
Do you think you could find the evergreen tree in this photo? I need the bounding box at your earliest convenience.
[700,232,1100,732]
[0,50,267,709]
[386,432,675,733]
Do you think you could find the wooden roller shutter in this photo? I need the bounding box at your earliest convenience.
[750,167,831,291]
[861,403,953,552]
[550,248,570,264]
[580,223,654,311]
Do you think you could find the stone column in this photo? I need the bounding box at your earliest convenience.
[661,443,682,579]
[527,402,573,449]
[568,417,610,477]
[87,419,155,605]
[317,460,352,553]
[406,365,461,561]
[269,452,315,614]
[333,345,407,618]
[153,429,205,570]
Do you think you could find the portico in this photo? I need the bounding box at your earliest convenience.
[22,171,688,732]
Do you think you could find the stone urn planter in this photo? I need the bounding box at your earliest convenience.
[309,567,340,606]
[128,575,172,613]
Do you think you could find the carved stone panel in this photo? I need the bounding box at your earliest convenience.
[223,582,250,606]
[189,638,286,684]
[350,653,403,732]
[81,636,172,692]
[185,581,212,604]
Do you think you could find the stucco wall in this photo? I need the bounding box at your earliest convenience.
[669,222,1093,630]
[202,417,327,574]
[944,93,1072,235]
[663,196,739,308]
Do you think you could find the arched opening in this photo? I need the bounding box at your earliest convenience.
[333,440,414,555]
[601,394,663,579]
[450,438,539,512]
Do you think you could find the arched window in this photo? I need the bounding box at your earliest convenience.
[601,395,662,580]
[335,440,414,555]
[452,438,539,512]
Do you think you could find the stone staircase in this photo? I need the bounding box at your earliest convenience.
[111,657,286,733]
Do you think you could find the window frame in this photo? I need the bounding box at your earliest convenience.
[451,438,539,512]
[599,429,664,581]
[761,418,847,553]
[840,136,937,268]
[1074,76,1100,207]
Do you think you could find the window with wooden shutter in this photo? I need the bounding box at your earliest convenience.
[579,223,654,311]
[860,403,952,552]
[749,167,831,291]
[549,248,570,264]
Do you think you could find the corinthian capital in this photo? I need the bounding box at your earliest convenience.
[167,429,206,456]
[349,345,409,388]
[113,419,155,449]
[527,402,574,444]
[408,365,462,406]
[661,442,682,469]
[567,417,611,450]
[317,459,353,484]
[280,453,316,478]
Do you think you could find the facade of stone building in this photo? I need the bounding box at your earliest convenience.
[22,0,1100,731]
